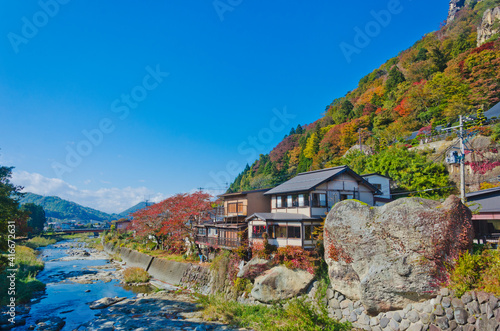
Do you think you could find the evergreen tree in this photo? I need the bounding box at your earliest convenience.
[385,66,406,91]
[430,46,449,72]
[21,203,46,235]
[415,47,428,62]
[296,124,303,135]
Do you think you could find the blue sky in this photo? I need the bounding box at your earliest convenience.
[0,0,449,213]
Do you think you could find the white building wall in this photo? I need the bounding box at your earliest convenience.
[363,175,391,199]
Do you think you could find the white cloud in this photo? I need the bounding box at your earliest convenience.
[11,170,166,214]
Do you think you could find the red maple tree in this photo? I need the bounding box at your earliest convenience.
[129,191,212,251]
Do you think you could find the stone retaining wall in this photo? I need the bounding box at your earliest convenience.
[179,264,212,295]
[325,286,500,331]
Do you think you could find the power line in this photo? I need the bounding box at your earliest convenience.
[391,185,456,196]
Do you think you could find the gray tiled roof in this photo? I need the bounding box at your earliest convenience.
[466,187,500,213]
[245,212,320,222]
[484,101,500,119]
[406,131,419,141]
[264,165,379,195]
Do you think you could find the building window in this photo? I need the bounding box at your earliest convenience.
[252,225,267,238]
[269,225,287,238]
[228,202,244,213]
[312,193,327,207]
[304,225,320,240]
[340,194,353,201]
[208,228,218,236]
[298,194,305,207]
[198,228,206,236]
[287,195,293,207]
[373,183,382,190]
[288,226,301,239]
[276,195,288,208]
[276,225,287,238]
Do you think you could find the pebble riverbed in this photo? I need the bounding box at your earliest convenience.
[3,239,245,331]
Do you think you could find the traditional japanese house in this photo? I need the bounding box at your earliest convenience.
[246,165,381,249]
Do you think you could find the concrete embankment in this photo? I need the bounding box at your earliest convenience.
[103,242,210,292]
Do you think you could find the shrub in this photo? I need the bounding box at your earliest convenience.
[251,238,276,260]
[16,245,44,275]
[123,267,150,283]
[15,274,46,304]
[448,246,500,297]
[448,250,484,297]
[233,277,252,294]
[274,246,316,274]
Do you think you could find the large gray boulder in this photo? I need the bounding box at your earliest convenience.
[251,266,314,303]
[324,195,473,314]
[237,257,272,280]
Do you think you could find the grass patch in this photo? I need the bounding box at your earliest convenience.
[23,236,57,249]
[78,235,103,250]
[142,251,198,263]
[110,252,122,262]
[16,245,44,274]
[123,267,150,283]
[197,294,351,331]
[0,245,46,305]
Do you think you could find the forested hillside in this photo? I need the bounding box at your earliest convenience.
[229,0,500,199]
[20,193,120,222]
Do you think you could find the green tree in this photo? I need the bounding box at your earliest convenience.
[385,66,406,91]
[303,132,320,159]
[415,47,428,62]
[332,100,354,124]
[429,46,449,72]
[339,146,453,199]
[20,203,47,235]
[0,166,29,267]
[296,124,304,135]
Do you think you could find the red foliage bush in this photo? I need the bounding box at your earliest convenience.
[274,246,316,274]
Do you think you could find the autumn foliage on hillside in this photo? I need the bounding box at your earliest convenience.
[229,2,500,198]
[129,191,212,252]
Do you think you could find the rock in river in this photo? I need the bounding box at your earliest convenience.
[89,296,127,309]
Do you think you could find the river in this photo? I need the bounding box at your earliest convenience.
[11,239,235,331]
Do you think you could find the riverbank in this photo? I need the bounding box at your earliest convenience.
[2,237,241,331]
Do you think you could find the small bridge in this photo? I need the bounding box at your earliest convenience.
[60,228,107,235]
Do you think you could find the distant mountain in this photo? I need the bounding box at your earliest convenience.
[117,201,149,219]
[20,193,120,222]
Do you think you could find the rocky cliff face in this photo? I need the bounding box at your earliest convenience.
[477,6,500,45]
[448,0,467,24]
[447,0,488,24]
[324,195,474,314]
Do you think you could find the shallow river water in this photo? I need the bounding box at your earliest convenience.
[14,239,142,331]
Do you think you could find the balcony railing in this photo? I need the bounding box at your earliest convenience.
[195,235,242,249]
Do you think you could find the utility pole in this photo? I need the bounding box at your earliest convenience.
[358,128,362,153]
[443,115,471,203]
[459,115,466,203]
